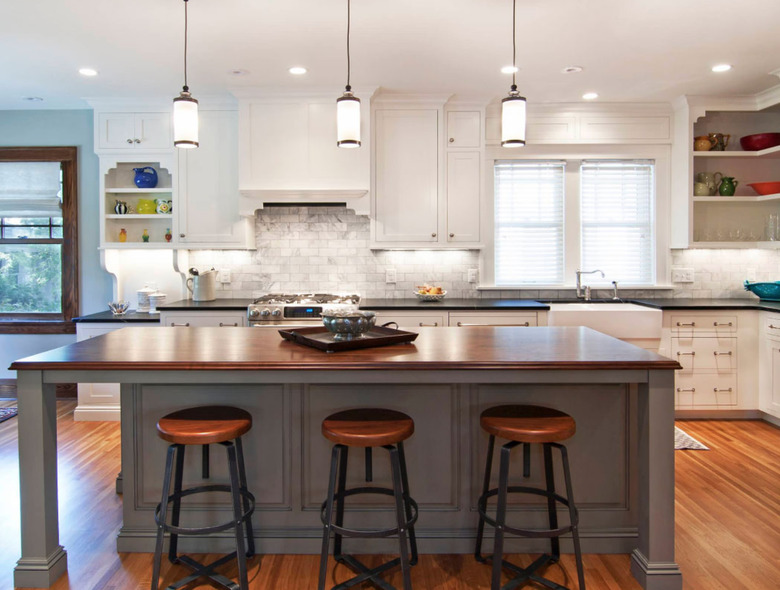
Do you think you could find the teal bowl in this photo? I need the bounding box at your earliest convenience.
[744,280,780,301]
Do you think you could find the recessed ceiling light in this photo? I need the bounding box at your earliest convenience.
[562,66,584,74]
[712,64,732,73]
[22,96,44,102]
[582,92,599,100]
[501,65,519,74]
[79,68,98,77]
[289,66,307,75]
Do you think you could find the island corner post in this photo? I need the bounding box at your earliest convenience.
[10,326,682,589]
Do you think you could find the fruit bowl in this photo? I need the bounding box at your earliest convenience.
[747,181,780,196]
[414,290,447,302]
[739,133,780,151]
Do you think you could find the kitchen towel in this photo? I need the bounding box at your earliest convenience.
[674,426,709,450]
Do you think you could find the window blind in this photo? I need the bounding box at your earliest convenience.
[580,160,654,285]
[494,161,565,285]
[0,162,62,218]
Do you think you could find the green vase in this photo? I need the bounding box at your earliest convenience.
[718,176,738,196]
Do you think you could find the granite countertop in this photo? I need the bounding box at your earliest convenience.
[73,297,780,322]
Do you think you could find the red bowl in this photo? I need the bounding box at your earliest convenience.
[740,133,780,151]
[747,181,780,196]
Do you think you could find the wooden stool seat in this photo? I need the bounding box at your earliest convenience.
[480,404,575,443]
[322,408,414,447]
[157,406,252,445]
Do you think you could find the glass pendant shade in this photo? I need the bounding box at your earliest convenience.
[501,92,527,147]
[337,92,361,148]
[173,91,199,148]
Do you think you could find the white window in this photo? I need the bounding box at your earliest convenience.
[492,158,657,287]
[580,160,655,285]
[494,161,565,285]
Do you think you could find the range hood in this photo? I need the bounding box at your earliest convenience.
[239,188,369,216]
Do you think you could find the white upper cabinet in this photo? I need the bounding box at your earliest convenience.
[236,93,372,214]
[96,112,172,151]
[446,150,481,243]
[177,110,253,248]
[447,111,481,147]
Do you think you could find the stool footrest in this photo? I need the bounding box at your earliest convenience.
[477,485,577,539]
[155,484,255,536]
[166,552,242,590]
[482,553,571,590]
[332,554,402,590]
[320,486,418,539]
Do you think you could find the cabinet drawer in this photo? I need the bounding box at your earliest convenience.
[448,313,537,327]
[763,315,780,340]
[372,312,446,328]
[162,313,246,327]
[672,337,737,372]
[671,315,737,334]
[675,373,737,407]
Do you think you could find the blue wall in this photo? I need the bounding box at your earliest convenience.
[0,110,111,378]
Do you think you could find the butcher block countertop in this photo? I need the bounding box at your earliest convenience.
[10,325,680,372]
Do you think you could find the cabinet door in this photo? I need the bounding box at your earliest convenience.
[446,111,480,147]
[135,113,172,149]
[178,111,249,247]
[163,312,246,327]
[374,109,439,242]
[446,151,480,243]
[97,113,136,149]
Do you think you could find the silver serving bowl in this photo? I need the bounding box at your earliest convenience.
[321,310,377,340]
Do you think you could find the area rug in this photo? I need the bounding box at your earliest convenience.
[0,407,18,424]
[674,426,709,450]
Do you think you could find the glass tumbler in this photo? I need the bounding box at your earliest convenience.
[765,213,779,241]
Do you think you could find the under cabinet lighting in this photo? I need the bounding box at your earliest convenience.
[289,66,307,75]
[712,64,732,73]
[582,92,599,100]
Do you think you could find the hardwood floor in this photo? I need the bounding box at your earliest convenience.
[1,404,778,589]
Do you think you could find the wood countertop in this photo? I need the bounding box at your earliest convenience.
[10,326,680,372]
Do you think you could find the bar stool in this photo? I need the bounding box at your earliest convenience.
[318,408,419,590]
[475,405,585,590]
[151,406,256,590]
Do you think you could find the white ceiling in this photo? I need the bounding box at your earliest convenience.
[2,0,779,110]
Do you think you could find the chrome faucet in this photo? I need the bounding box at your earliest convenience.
[576,269,605,301]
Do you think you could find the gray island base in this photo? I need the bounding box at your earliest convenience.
[11,326,682,589]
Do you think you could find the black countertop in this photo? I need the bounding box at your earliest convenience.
[73,297,780,323]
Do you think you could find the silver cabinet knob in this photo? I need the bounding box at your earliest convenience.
[449,137,455,143]
[449,233,454,238]
[134,138,141,144]
[431,233,437,238]
[179,233,185,238]
[126,139,133,144]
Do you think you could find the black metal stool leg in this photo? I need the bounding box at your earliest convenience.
[235,436,256,558]
[397,441,418,566]
[491,442,513,590]
[152,444,177,590]
[389,445,413,590]
[475,434,496,563]
[333,445,349,560]
[559,444,586,590]
[318,445,342,590]
[226,441,249,590]
[167,444,186,563]
[543,443,561,561]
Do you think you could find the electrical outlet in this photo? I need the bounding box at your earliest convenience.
[671,267,694,283]
[468,268,478,283]
[217,270,231,283]
[385,268,397,283]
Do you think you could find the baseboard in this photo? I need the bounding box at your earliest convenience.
[675,409,763,420]
[0,379,76,399]
[761,412,780,428]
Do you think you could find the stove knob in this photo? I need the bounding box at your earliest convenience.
[271,309,282,318]
[260,308,271,318]
[248,308,260,318]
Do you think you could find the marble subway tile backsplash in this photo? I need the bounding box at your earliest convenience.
[186,206,780,300]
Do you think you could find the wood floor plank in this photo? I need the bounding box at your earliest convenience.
[1,406,778,589]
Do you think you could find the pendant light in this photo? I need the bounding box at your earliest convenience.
[173,0,199,148]
[336,0,361,148]
[501,0,527,147]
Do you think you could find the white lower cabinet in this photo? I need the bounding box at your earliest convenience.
[759,313,780,419]
[372,311,447,329]
[447,312,538,327]
[160,311,247,327]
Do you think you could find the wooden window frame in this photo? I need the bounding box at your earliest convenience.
[0,147,79,334]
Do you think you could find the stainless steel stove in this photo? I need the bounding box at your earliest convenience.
[247,293,360,327]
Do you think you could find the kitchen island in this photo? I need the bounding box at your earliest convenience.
[10,326,682,589]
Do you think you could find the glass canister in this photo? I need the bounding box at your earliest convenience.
[137,285,156,312]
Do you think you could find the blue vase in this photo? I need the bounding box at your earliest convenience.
[133,167,158,189]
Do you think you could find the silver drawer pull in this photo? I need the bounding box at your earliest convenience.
[713,351,733,356]
[713,322,733,327]
[456,322,530,327]
[676,387,695,393]
[170,322,190,327]
[676,322,696,327]
[713,387,733,393]
[219,322,239,327]
[418,322,438,327]
[676,351,695,356]
[769,324,780,330]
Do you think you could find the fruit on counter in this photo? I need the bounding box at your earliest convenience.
[417,285,443,295]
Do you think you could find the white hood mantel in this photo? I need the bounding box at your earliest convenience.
[237,90,374,217]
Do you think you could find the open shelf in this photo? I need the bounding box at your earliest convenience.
[101,242,176,249]
[690,241,780,249]
[105,214,174,219]
[693,194,780,202]
[105,188,173,194]
[693,144,780,158]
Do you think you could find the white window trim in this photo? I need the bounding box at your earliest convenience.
[479,143,672,290]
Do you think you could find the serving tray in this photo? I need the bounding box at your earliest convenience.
[279,325,418,352]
